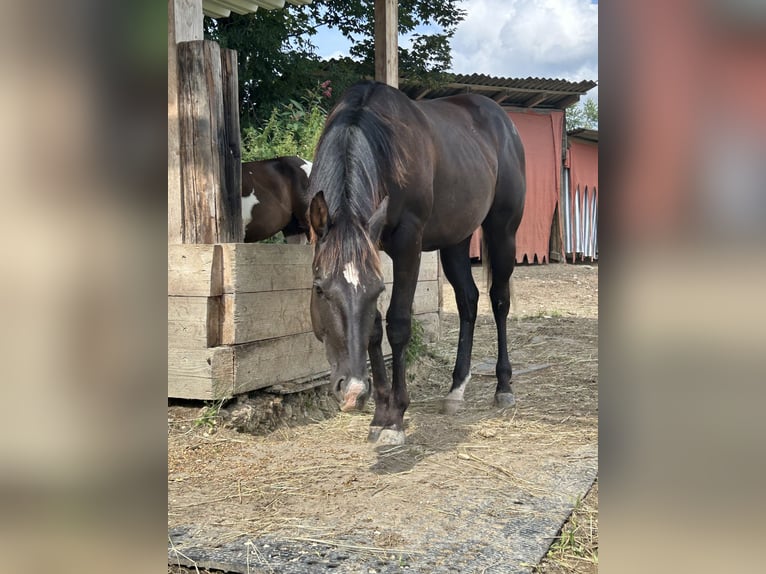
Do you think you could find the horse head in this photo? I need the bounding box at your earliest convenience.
[308,192,388,412]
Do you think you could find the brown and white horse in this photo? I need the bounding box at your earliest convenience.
[242,156,313,243]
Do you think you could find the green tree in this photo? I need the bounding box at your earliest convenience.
[240,81,329,162]
[204,1,466,127]
[566,98,599,131]
[204,8,319,127]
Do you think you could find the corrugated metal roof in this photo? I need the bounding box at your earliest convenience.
[203,0,312,19]
[400,73,597,110]
[568,128,599,143]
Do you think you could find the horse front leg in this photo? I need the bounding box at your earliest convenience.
[375,247,421,446]
[367,310,392,442]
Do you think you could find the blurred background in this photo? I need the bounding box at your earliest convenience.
[0,0,764,572]
[601,0,766,571]
[0,0,166,571]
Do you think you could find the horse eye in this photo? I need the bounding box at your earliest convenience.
[314,284,324,297]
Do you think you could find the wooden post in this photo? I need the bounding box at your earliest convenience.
[168,0,204,243]
[374,0,398,88]
[221,48,243,241]
[177,40,242,244]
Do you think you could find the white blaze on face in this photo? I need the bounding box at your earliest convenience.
[241,191,260,227]
[300,160,313,177]
[343,262,360,290]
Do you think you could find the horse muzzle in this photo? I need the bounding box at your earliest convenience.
[336,377,369,412]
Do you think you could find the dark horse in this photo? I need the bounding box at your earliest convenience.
[242,156,313,243]
[308,82,525,445]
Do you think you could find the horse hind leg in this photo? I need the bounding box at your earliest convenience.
[482,221,517,409]
[439,239,479,415]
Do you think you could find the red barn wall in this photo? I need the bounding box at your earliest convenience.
[469,108,564,264]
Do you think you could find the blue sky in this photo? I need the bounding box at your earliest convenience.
[312,0,598,100]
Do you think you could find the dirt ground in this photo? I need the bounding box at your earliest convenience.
[168,262,598,573]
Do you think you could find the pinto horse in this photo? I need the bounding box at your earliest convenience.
[242,156,313,243]
[308,81,526,445]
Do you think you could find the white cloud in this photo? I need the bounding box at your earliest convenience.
[322,49,351,61]
[451,0,597,86]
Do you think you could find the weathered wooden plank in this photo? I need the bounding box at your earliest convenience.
[374,0,398,88]
[168,244,223,296]
[266,376,333,395]
[177,40,240,244]
[167,241,441,399]
[420,251,440,281]
[437,254,445,313]
[218,278,431,338]
[169,1,206,243]
[218,245,436,293]
[413,280,439,314]
[168,310,439,399]
[173,0,203,42]
[221,290,312,345]
[168,347,233,399]
[379,252,394,283]
[377,312,440,356]
[378,280,439,316]
[219,47,243,243]
[168,0,183,243]
[232,332,328,394]
[168,297,208,349]
[177,40,220,244]
[413,311,441,343]
[168,296,221,348]
[379,250,438,283]
[221,243,313,293]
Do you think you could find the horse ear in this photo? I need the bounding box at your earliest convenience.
[310,191,330,238]
[367,196,389,245]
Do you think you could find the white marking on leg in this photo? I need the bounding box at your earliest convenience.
[445,375,471,402]
[343,262,360,290]
[241,192,260,227]
[300,159,313,177]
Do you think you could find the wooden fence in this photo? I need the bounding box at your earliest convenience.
[168,243,440,400]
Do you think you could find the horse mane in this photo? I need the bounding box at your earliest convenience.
[312,82,408,278]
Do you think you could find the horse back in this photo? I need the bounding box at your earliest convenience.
[413,94,525,249]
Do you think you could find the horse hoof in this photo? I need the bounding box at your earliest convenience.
[376,429,406,446]
[367,426,383,442]
[440,399,463,415]
[494,392,516,409]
